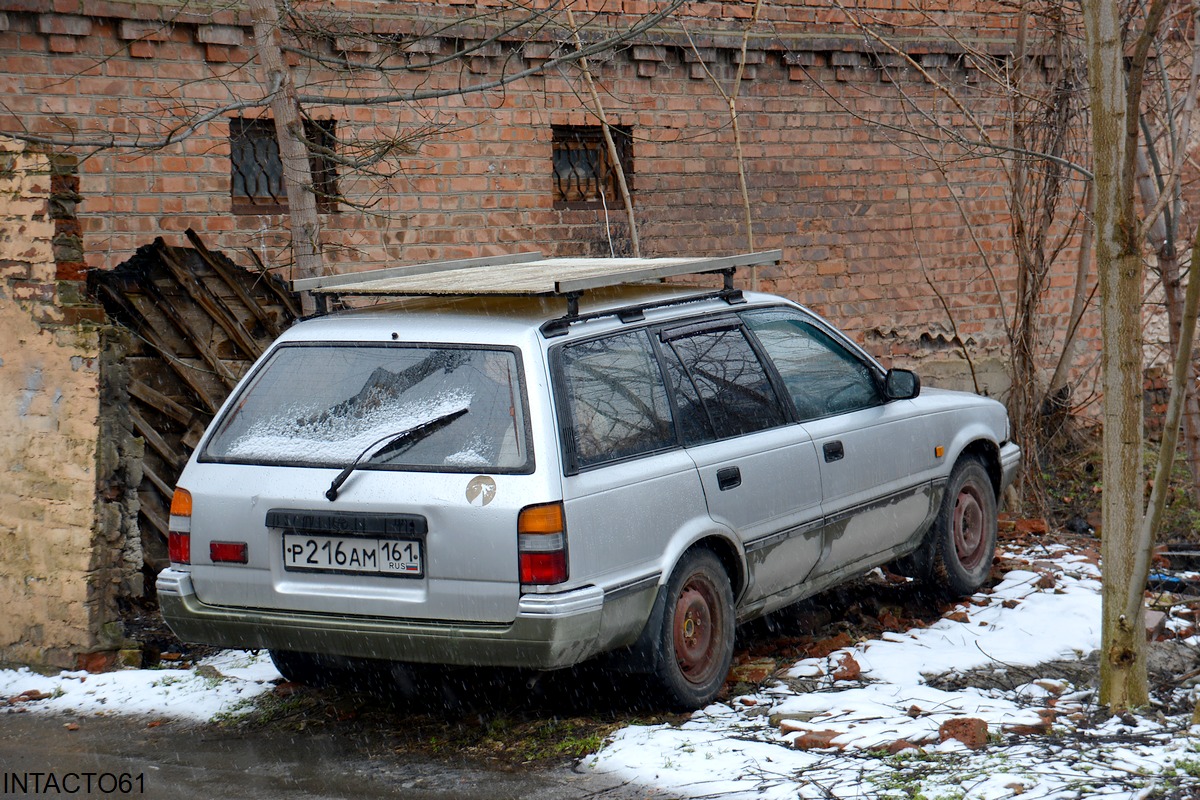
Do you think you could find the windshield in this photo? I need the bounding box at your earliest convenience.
[202,344,531,472]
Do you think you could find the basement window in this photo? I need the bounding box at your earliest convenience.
[230,117,340,214]
[552,125,632,206]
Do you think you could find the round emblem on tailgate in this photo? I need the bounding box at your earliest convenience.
[466,476,497,506]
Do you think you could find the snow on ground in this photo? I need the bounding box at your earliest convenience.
[2,543,1199,799]
[0,649,281,723]
[587,546,1200,799]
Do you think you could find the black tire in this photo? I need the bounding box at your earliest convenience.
[652,549,735,710]
[268,649,389,691]
[269,649,357,687]
[928,456,998,596]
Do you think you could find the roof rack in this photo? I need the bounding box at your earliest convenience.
[291,249,783,328]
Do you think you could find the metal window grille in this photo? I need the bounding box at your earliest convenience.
[552,125,632,205]
[230,117,339,214]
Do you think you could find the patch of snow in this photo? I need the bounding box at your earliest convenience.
[586,545,1200,799]
[0,651,281,723]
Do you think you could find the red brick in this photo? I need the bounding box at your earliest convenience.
[61,305,106,325]
[47,34,77,53]
[792,729,845,750]
[75,650,117,674]
[38,14,92,37]
[128,40,155,59]
[55,261,87,282]
[832,654,861,682]
[939,717,989,750]
[728,658,777,684]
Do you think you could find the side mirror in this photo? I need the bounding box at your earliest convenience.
[885,368,921,400]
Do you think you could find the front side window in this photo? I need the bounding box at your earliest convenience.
[661,323,787,441]
[742,308,882,420]
[558,330,674,469]
[203,345,529,472]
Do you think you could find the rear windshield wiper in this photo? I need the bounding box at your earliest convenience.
[325,407,469,501]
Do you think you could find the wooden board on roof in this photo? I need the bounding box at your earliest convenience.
[297,250,784,297]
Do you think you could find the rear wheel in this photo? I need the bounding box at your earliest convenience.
[653,549,735,709]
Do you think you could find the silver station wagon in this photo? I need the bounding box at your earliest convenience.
[158,251,1020,709]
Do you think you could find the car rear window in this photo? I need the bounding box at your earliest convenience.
[201,344,531,472]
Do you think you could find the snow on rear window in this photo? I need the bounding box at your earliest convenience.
[219,390,473,463]
[202,345,529,471]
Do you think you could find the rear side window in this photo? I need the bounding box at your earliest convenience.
[202,344,530,472]
[660,323,786,441]
[558,330,675,469]
[742,308,882,419]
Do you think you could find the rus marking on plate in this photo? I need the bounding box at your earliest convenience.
[466,476,497,506]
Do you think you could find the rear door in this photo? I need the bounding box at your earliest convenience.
[555,329,708,589]
[656,319,824,605]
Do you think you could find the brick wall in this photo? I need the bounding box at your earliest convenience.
[0,136,130,669]
[0,1,1082,400]
[0,1,1115,669]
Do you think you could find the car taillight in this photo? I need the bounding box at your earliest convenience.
[518,502,568,586]
[168,488,192,565]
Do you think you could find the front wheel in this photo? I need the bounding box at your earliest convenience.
[652,549,735,709]
[929,456,998,596]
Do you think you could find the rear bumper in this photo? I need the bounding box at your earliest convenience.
[156,568,608,670]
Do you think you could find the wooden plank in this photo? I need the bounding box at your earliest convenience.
[156,244,269,362]
[138,272,241,391]
[296,251,543,292]
[131,406,186,473]
[185,229,299,337]
[320,251,785,297]
[138,500,170,571]
[241,244,304,321]
[555,250,784,293]
[97,283,224,413]
[142,463,176,499]
[129,379,192,427]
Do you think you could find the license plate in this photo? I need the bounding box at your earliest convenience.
[282,533,423,577]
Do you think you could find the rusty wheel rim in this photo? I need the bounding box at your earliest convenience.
[953,483,987,570]
[673,573,722,686]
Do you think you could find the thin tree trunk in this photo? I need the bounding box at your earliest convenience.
[1154,241,1200,503]
[677,2,762,285]
[731,0,763,283]
[248,0,323,307]
[1009,1,1043,504]
[1134,5,1200,507]
[1082,0,1150,711]
[1048,184,1094,397]
[1129,226,1200,623]
[565,8,639,258]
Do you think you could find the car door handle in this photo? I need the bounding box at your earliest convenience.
[716,466,742,491]
[823,441,844,463]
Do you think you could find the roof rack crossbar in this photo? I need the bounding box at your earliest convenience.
[540,287,746,338]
